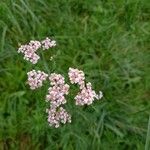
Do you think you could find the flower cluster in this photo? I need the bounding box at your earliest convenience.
[18,40,41,64]
[75,82,98,105]
[46,107,71,128]
[27,70,48,90]
[46,73,71,127]
[68,67,85,88]
[41,37,56,50]
[18,37,103,128]
[46,73,70,107]
[68,68,103,105]
[18,37,56,64]
[49,73,65,86]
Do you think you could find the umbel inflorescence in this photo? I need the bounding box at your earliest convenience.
[18,37,103,128]
[18,37,56,64]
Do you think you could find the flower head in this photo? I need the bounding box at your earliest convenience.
[46,73,70,108]
[18,38,56,64]
[46,107,71,128]
[41,37,56,50]
[27,70,48,90]
[68,68,85,88]
[75,82,98,105]
[18,40,41,64]
[49,73,65,85]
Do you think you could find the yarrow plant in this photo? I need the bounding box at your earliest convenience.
[18,37,103,128]
[68,67,103,105]
[18,37,56,64]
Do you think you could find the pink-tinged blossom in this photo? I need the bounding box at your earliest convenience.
[27,70,48,90]
[46,84,69,108]
[46,73,69,108]
[46,107,71,128]
[18,38,56,64]
[18,40,41,53]
[41,37,56,50]
[46,73,70,127]
[28,40,41,52]
[99,91,103,99]
[68,68,85,88]
[49,73,65,85]
[18,40,41,64]
[95,91,103,100]
[74,82,103,105]
[24,51,40,64]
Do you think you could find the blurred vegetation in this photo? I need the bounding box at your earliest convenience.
[0,0,149,150]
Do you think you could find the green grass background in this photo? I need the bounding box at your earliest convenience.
[0,0,150,149]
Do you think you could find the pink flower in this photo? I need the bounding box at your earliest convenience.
[46,73,71,127]
[27,70,48,90]
[46,107,71,128]
[29,40,41,51]
[68,68,85,88]
[18,38,56,64]
[24,51,40,64]
[75,82,98,105]
[18,40,41,64]
[49,73,65,85]
[95,91,103,100]
[68,68,103,105]
[46,73,70,108]
[18,37,104,128]
[41,37,56,50]
[46,84,69,108]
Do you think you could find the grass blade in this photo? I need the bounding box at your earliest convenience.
[145,115,150,150]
